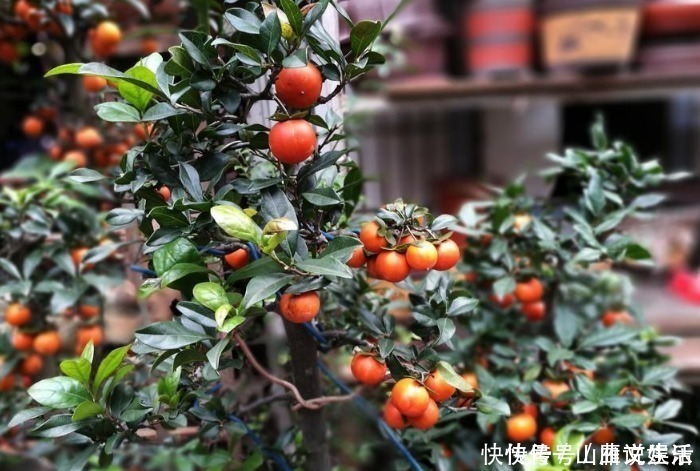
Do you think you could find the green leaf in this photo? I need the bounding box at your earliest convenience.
[32,415,87,438]
[59,358,92,386]
[81,341,95,363]
[211,205,262,244]
[153,238,202,276]
[242,274,293,309]
[302,188,343,207]
[447,297,479,317]
[142,102,185,121]
[207,338,229,370]
[28,377,91,409]
[554,305,580,348]
[476,396,510,416]
[179,162,204,201]
[437,361,472,393]
[94,344,131,391]
[350,20,382,57]
[321,236,363,262]
[179,31,211,67]
[68,168,106,183]
[0,258,21,280]
[72,401,103,421]
[135,321,210,349]
[611,413,649,429]
[579,326,638,349]
[45,63,82,77]
[160,263,210,290]
[493,276,515,299]
[258,9,281,54]
[9,407,51,428]
[225,8,262,34]
[227,257,283,283]
[279,0,303,34]
[193,282,229,311]
[94,102,141,122]
[434,318,456,346]
[296,257,353,278]
[149,207,189,228]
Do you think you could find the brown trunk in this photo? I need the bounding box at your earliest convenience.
[282,321,331,471]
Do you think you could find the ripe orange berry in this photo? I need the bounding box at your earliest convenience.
[407,398,439,430]
[75,126,103,149]
[79,305,100,319]
[71,247,91,267]
[542,380,570,406]
[433,239,461,271]
[359,222,388,254]
[460,372,479,397]
[48,145,62,161]
[515,278,544,303]
[274,63,323,109]
[522,403,538,420]
[0,374,15,392]
[391,378,430,418]
[269,120,317,164]
[63,150,88,167]
[157,186,171,201]
[224,248,250,269]
[14,0,31,20]
[346,246,367,268]
[591,426,615,445]
[83,75,107,92]
[33,331,61,355]
[91,21,122,56]
[76,325,103,350]
[540,427,556,449]
[521,301,546,322]
[602,310,634,327]
[19,354,43,376]
[375,251,410,283]
[0,41,18,64]
[506,413,537,442]
[383,399,407,429]
[133,122,153,140]
[425,368,456,402]
[11,331,35,351]
[489,292,515,309]
[366,256,379,278]
[406,241,438,271]
[350,354,387,386]
[21,115,44,138]
[5,303,31,327]
[279,291,320,323]
[141,37,159,55]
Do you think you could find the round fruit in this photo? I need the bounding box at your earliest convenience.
[33,331,61,355]
[602,310,634,327]
[71,247,90,267]
[543,379,570,405]
[408,398,439,430]
[279,291,320,323]
[48,145,62,160]
[19,354,43,376]
[79,305,100,319]
[0,374,14,392]
[83,75,107,92]
[5,303,31,326]
[521,301,546,322]
[522,403,538,420]
[141,37,159,55]
[506,413,537,442]
[591,426,615,445]
[540,427,556,449]
[461,372,479,396]
[366,256,379,278]
[64,150,88,167]
[359,222,388,253]
[391,378,430,417]
[515,278,544,303]
[0,41,18,64]
[350,354,387,386]
[375,251,410,283]
[133,122,153,140]
[274,63,323,109]
[75,126,103,148]
[383,399,407,429]
[22,116,43,138]
[406,241,438,271]
[224,248,249,269]
[269,120,317,164]
[14,0,31,19]
[157,186,171,201]
[346,246,367,268]
[12,332,34,351]
[425,368,456,402]
[433,239,461,271]
[92,21,122,56]
[489,292,515,309]
[77,325,103,350]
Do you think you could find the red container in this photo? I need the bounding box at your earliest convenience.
[466,7,536,39]
[468,39,533,74]
[643,0,700,36]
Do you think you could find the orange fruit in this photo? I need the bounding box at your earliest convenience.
[591,426,615,445]
[383,399,407,429]
[5,303,31,327]
[33,331,61,355]
[542,380,570,406]
[460,372,479,397]
[407,398,439,430]
[602,310,634,327]
[279,291,320,323]
[11,331,34,351]
[0,374,15,392]
[63,150,88,167]
[359,221,388,254]
[433,239,461,271]
[224,248,249,269]
[269,120,317,164]
[425,368,456,402]
[157,186,171,201]
[522,403,538,420]
[55,1,72,15]
[79,305,100,319]
[133,122,153,140]
[540,427,556,449]
[91,21,121,56]
[506,413,537,442]
[48,145,62,161]
[346,246,367,268]
[391,378,430,418]
[405,241,438,271]
[350,354,387,386]
[521,301,546,322]
[0,41,18,64]
[141,37,159,55]
[515,278,544,303]
[366,256,379,278]
[274,63,323,109]
[19,354,43,376]
[14,0,31,19]
[75,126,103,148]
[21,115,44,138]
[76,325,103,350]
[71,247,92,267]
[375,251,410,283]
[83,75,107,92]
[489,292,515,309]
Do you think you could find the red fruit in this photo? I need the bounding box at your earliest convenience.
[375,251,410,283]
[515,278,544,303]
[433,239,461,271]
[383,399,407,429]
[274,63,323,109]
[269,120,317,164]
[405,241,438,271]
[12,332,34,351]
[425,368,456,402]
[489,292,515,309]
[350,354,387,386]
[224,248,249,269]
[346,246,367,268]
[33,331,61,355]
[407,398,439,430]
[0,374,15,392]
[279,292,320,323]
[391,378,430,417]
[19,354,43,376]
[506,413,537,442]
[359,222,388,253]
[521,301,546,321]
[540,427,556,449]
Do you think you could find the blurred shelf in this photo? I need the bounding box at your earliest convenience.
[385,69,700,107]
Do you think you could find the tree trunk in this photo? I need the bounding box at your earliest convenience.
[283,321,331,471]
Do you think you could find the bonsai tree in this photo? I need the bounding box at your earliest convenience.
[8,2,694,470]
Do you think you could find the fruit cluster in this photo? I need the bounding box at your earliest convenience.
[485,276,547,322]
